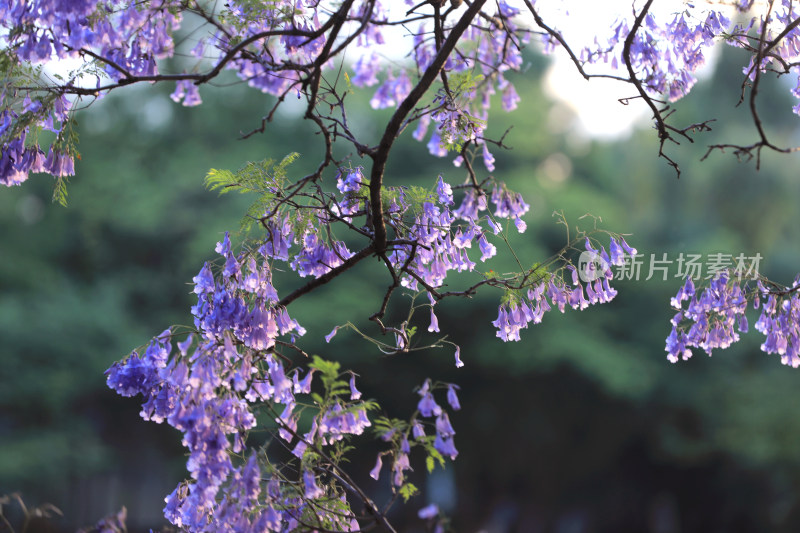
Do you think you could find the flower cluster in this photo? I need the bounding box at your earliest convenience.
[370,380,461,488]
[360,2,528,170]
[0,0,180,74]
[0,97,75,186]
[541,5,731,102]
[106,233,378,531]
[383,177,529,298]
[739,0,800,115]
[666,273,748,362]
[103,162,564,529]
[668,272,800,367]
[0,0,181,185]
[4,0,798,190]
[492,236,636,342]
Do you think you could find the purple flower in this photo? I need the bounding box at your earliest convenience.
[454,345,465,368]
[609,238,626,265]
[433,433,458,460]
[303,470,324,499]
[482,142,496,171]
[485,215,502,235]
[369,454,383,480]
[435,412,455,438]
[412,420,426,439]
[171,80,202,107]
[294,369,314,394]
[400,436,411,454]
[501,83,520,111]
[393,453,411,487]
[428,308,440,333]
[619,236,637,257]
[454,189,488,220]
[670,277,696,309]
[351,52,381,87]
[427,130,448,157]
[492,304,528,342]
[43,148,74,177]
[215,232,231,256]
[349,374,362,400]
[370,70,412,109]
[292,440,308,458]
[105,353,159,397]
[336,167,364,193]
[478,234,497,261]
[491,186,529,219]
[568,265,580,286]
[446,384,461,410]
[417,392,441,418]
[277,403,297,442]
[177,334,194,355]
[436,176,454,205]
[325,326,339,343]
[418,503,439,519]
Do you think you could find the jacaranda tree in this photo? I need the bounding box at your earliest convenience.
[3,0,800,530]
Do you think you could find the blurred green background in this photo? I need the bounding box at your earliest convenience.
[4,45,800,532]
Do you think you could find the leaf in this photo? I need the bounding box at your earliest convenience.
[204,168,239,194]
[204,153,300,232]
[309,355,340,379]
[426,455,435,473]
[52,176,69,206]
[398,482,419,502]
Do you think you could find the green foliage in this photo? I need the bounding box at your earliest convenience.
[309,355,341,383]
[398,482,419,502]
[299,492,355,530]
[0,49,43,102]
[404,185,437,211]
[499,287,524,308]
[435,71,487,153]
[219,0,298,33]
[449,70,484,97]
[424,441,446,473]
[381,185,438,222]
[51,117,81,206]
[51,174,69,207]
[0,53,84,205]
[373,416,407,436]
[528,262,550,283]
[205,152,300,231]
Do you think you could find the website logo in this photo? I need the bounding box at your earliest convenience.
[578,251,609,282]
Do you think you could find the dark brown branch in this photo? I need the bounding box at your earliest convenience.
[266,404,398,533]
[370,243,419,327]
[303,0,358,121]
[703,1,800,166]
[525,0,699,177]
[278,244,376,307]
[762,14,800,57]
[459,140,480,187]
[620,0,686,177]
[523,0,629,84]
[368,0,488,255]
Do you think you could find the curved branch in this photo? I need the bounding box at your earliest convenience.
[522,0,629,84]
[278,244,376,307]
[368,0,488,255]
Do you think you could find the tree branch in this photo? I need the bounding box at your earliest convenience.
[278,244,376,307]
[368,0,488,255]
